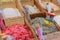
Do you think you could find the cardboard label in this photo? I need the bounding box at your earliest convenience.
[20,0,34,6]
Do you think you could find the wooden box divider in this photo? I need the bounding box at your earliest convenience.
[16,0,38,40]
[34,0,47,13]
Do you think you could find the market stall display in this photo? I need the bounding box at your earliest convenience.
[0,0,60,40]
[3,24,34,40]
[17,0,42,25]
[2,8,24,26]
[10,0,38,40]
[32,17,58,35]
[1,0,38,40]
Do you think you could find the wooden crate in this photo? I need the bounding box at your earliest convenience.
[35,0,60,31]
[16,0,38,40]
[3,17,24,26]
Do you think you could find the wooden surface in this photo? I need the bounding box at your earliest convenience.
[20,0,34,6]
[0,0,16,8]
[44,31,60,40]
[3,17,24,26]
[0,0,15,2]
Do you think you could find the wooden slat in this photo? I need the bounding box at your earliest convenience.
[54,22,60,31]
[15,0,24,16]
[34,0,47,13]
[24,16,38,40]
